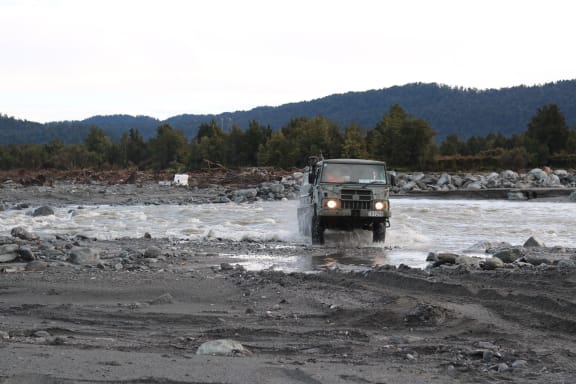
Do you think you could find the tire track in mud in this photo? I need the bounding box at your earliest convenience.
[305,268,576,336]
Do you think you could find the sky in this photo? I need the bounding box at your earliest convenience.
[1,0,575,123]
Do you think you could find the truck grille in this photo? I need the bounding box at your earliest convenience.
[340,189,372,210]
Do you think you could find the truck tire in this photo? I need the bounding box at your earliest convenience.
[372,222,386,243]
[311,215,325,245]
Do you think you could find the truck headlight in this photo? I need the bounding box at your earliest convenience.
[374,201,387,210]
[325,199,339,209]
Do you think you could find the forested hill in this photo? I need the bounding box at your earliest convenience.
[2,80,576,144]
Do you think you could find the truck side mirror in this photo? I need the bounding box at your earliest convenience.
[308,172,315,184]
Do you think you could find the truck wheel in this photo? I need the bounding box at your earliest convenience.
[311,215,325,245]
[372,222,386,243]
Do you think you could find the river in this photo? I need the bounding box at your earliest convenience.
[1,198,575,270]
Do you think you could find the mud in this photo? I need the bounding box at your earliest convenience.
[1,180,576,383]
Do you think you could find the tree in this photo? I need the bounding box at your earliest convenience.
[279,116,343,166]
[368,104,436,168]
[195,120,224,142]
[148,124,190,170]
[84,126,114,168]
[257,131,295,168]
[524,104,570,164]
[120,128,147,168]
[242,120,272,166]
[439,133,465,156]
[341,123,368,158]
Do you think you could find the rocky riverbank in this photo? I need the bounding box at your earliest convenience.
[391,168,576,201]
[2,167,576,208]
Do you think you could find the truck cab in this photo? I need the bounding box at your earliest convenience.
[298,157,392,245]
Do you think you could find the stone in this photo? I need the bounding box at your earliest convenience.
[269,183,285,194]
[557,259,576,273]
[144,246,162,258]
[17,246,35,261]
[436,253,459,265]
[196,339,251,356]
[512,359,528,368]
[464,181,483,190]
[482,257,504,270]
[455,255,475,266]
[68,247,101,265]
[500,170,519,181]
[436,173,451,186]
[234,188,258,200]
[523,236,545,247]
[0,244,19,263]
[220,262,234,271]
[492,247,524,263]
[32,206,55,217]
[528,168,547,183]
[11,226,37,240]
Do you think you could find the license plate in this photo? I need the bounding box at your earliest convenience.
[368,211,384,217]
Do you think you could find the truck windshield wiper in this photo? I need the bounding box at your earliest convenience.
[362,180,386,188]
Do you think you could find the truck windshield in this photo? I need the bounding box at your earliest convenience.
[321,163,387,184]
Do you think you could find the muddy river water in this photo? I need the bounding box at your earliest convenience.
[1,198,575,270]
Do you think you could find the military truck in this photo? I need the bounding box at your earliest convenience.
[297,157,392,245]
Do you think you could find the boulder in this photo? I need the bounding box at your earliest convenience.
[528,168,548,184]
[17,246,35,261]
[0,244,19,263]
[436,173,452,187]
[144,246,162,258]
[32,206,55,217]
[500,170,519,182]
[523,236,545,247]
[68,247,101,265]
[196,339,251,356]
[11,226,37,240]
[492,247,524,263]
[464,181,483,190]
[557,259,576,273]
[482,257,504,270]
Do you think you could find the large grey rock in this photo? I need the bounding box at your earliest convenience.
[436,173,452,186]
[492,247,524,263]
[557,259,576,273]
[482,257,504,270]
[144,246,162,258]
[464,181,483,190]
[10,226,37,240]
[68,247,101,265]
[523,236,545,247]
[500,170,519,181]
[196,339,251,356]
[0,244,19,263]
[522,253,571,266]
[528,168,548,184]
[17,246,35,261]
[32,206,55,217]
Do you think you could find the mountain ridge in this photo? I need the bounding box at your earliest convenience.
[2,81,575,144]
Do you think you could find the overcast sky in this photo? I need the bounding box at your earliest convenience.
[1,0,574,123]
